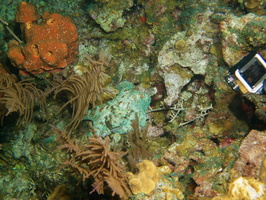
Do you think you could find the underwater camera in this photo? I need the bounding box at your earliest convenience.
[225,51,266,94]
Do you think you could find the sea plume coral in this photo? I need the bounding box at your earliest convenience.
[84,137,131,198]
[0,73,45,125]
[53,63,104,130]
[126,115,151,171]
[55,127,131,199]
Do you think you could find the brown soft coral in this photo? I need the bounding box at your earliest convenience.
[7,2,78,76]
[56,129,131,199]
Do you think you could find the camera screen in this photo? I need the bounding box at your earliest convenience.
[241,59,266,87]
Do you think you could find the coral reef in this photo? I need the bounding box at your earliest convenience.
[56,128,131,199]
[88,0,133,32]
[212,131,266,199]
[212,156,266,200]
[155,10,218,106]
[7,2,78,75]
[0,121,73,199]
[220,13,266,66]
[1,0,266,199]
[126,160,160,195]
[161,126,241,197]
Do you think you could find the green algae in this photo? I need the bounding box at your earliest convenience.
[243,17,266,47]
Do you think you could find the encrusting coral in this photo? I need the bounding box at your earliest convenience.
[212,156,266,200]
[7,2,78,76]
[212,132,266,200]
[126,160,160,195]
[234,129,266,178]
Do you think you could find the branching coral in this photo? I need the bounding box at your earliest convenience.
[126,114,150,171]
[53,64,104,130]
[82,137,131,198]
[55,128,131,199]
[0,73,45,125]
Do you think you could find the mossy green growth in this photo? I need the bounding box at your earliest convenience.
[12,163,27,171]
[88,0,133,32]
[243,16,266,47]
[178,8,204,30]
[147,137,170,156]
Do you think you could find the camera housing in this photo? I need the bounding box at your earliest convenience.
[225,51,266,94]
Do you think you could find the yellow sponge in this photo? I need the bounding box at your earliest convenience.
[212,176,265,200]
[127,160,160,195]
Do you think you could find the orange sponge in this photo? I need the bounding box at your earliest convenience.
[8,2,78,76]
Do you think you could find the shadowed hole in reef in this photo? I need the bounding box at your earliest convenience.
[0,113,18,143]
[179,176,197,196]
[229,94,266,130]
[210,137,220,146]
